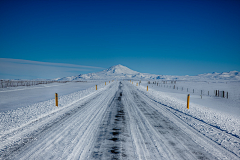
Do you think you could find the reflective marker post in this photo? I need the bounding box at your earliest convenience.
[55,93,58,107]
[187,94,190,109]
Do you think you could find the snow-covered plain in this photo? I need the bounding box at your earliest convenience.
[0,80,239,159]
[0,81,104,112]
[137,81,240,157]
[140,80,240,117]
[1,65,240,159]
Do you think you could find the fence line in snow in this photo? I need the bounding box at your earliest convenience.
[148,80,229,99]
[0,80,88,88]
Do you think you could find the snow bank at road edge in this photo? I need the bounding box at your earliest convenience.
[0,83,109,135]
[137,85,240,139]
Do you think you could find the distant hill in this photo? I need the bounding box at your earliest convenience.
[196,71,240,81]
[56,64,240,81]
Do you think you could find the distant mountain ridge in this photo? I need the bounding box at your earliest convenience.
[196,71,240,81]
[56,64,240,81]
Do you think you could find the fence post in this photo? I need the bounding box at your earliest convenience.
[55,93,58,107]
[105,82,106,85]
[187,94,190,109]
[96,85,97,90]
[147,86,148,91]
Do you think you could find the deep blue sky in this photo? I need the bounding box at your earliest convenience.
[0,0,240,79]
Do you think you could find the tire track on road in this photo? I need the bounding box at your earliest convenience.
[2,83,117,160]
[92,82,136,160]
[136,85,240,159]
[123,82,222,160]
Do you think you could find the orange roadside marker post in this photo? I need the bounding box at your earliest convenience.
[187,94,190,109]
[55,93,58,107]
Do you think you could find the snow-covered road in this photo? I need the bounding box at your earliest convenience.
[0,82,239,159]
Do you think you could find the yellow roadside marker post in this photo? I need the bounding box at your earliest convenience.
[136,83,138,86]
[187,94,190,109]
[55,93,58,107]
[96,85,97,90]
[105,82,106,85]
[147,86,148,91]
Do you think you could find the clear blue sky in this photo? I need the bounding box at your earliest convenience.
[0,0,240,79]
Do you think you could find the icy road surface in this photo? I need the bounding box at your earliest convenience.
[0,82,239,160]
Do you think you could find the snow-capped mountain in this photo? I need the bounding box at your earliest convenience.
[104,64,139,75]
[57,64,141,81]
[56,64,240,81]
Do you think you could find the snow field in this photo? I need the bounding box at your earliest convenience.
[11,82,119,160]
[134,81,240,158]
[0,81,105,112]
[123,83,232,159]
[0,82,109,143]
[0,80,239,159]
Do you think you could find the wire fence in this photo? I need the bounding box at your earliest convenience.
[148,80,229,99]
[0,80,87,88]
